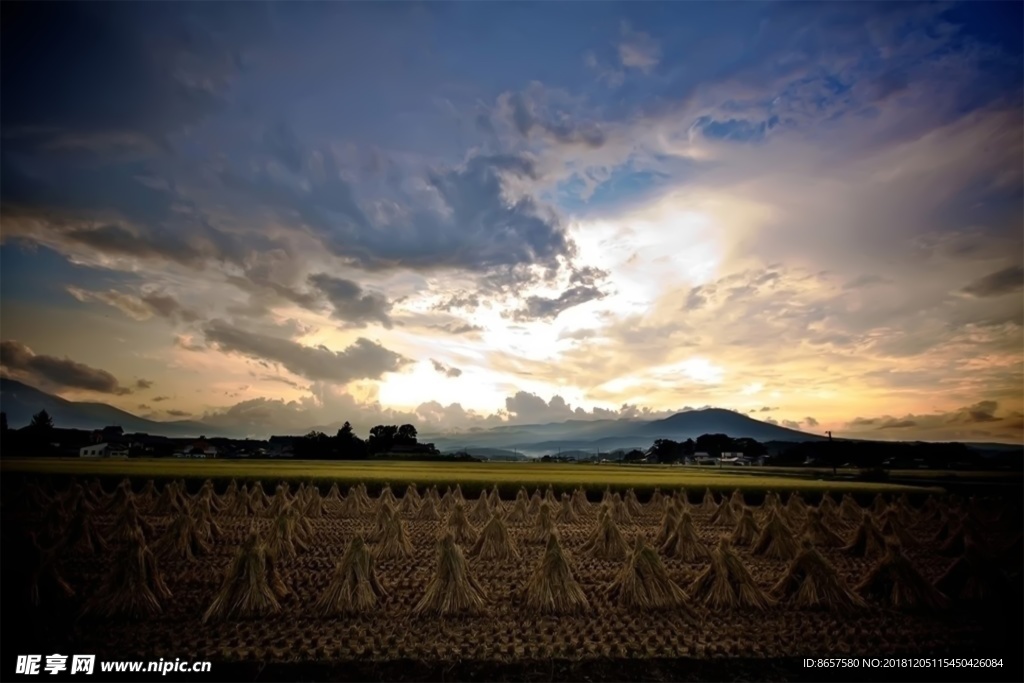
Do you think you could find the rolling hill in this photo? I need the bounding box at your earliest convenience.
[0,378,225,438]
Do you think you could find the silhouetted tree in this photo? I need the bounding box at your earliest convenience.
[295,430,331,459]
[695,433,733,457]
[368,425,399,453]
[334,422,368,459]
[623,449,646,463]
[0,411,7,434]
[31,410,54,431]
[649,439,683,463]
[682,438,696,456]
[396,423,418,445]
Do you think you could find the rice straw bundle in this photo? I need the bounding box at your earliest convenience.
[571,489,591,516]
[202,530,281,623]
[772,538,866,613]
[661,510,710,562]
[804,508,846,547]
[315,537,387,615]
[413,532,487,616]
[842,513,888,560]
[444,501,478,545]
[398,484,421,515]
[469,490,492,526]
[689,537,775,610]
[839,494,862,524]
[527,490,543,516]
[654,503,681,547]
[371,500,398,542]
[528,502,559,544]
[27,532,75,607]
[374,513,414,560]
[61,505,108,555]
[624,489,643,517]
[265,484,291,518]
[469,513,520,561]
[751,509,799,561]
[378,484,397,508]
[607,537,696,617]
[415,496,441,521]
[730,507,760,547]
[505,494,530,525]
[878,508,919,548]
[709,497,739,526]
[84,528,171,619]
[935,538,1011,603]
[855,542,949,612]
[542,487,571,522]
[153,507,212,560]
[581,504,629,561]
[525,535,589,614]
[544,486,558,506]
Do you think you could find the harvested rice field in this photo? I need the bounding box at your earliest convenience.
[3,476,1022,682]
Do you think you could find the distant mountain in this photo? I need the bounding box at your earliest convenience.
[424,407,828,456]
[0,378,228,438]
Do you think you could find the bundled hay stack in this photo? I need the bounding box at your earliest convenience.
[202,531,282,623]
[153,507,212,560]
[249,481,269,513]
[608,537,696,618]
[265,484,291,518]
[488,485,503,512]
[839,494,862,524]
[919,495,941,522]
[571,488,591,516]
[469,513,520,561]
[581,504,629,561]
[804,508,846,548]
[730,507,760,547]
[505,491,531,525]
[528,502,559,544]
[84,528,171,619]
[469,490,492,526]
[555,493,579,524]
[752,509,799,561]
[624,489,643,517]
[139,479,159,508]
[936,538,1011,603]
[654,503,681,547]
[325,483,343,507]
[375,513,414,561]
[413,532,487,616]
[415,496,441,521]
[855,542,949,612]
[842,513,888,560]
[544,486,558,507]
[772,538,866,613]
[425,485,441,506]
[938,519,989,557]
[444,502,478,545]
[302,486,325,518]
[439,487,454,513]
[611,495,632,525]
[930,511,957,543]
[784,492,808,523]
[315,537,387,615]
[339,491,367,517]
[265,507,309,561]
[27,532,75,607]
[878,508,919,548]
[153,481,184,517]
[689,537,775,611]
[378,484,397,508]
[525,535,589,614]
[870,494,888,516]
[527,490,543,516]
[662,510,710,562]
[709,496,740,526]
[398,484,421,515]
[61,505,107,555]
[649,488,664,512]
[104,478,135,514]
[371,500,398,542]
[108,503,154,545]
[191,494,223,541]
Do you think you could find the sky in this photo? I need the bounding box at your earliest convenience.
[1,1,1022,443]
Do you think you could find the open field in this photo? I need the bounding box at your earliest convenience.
[0,458,946,496]
[3,472,1021,681]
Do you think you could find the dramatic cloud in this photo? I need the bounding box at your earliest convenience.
[201,319,410,384]
[961,265,1024,298]
[430,359,463,378]
[307,274,393,328]
[512,285,606,322]
[0,340,134,395]
[67,287,198,323]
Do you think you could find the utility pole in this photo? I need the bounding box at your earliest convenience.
[827,431,835,475]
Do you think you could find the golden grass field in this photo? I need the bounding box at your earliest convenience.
[0,457,948,495]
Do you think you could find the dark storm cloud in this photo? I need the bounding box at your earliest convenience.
[0,340,134,395]
[961,265,1024,298]
[306,274,393,328]
[512,285,606,322]
[1,2,243,149]
[201,319,410,383]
